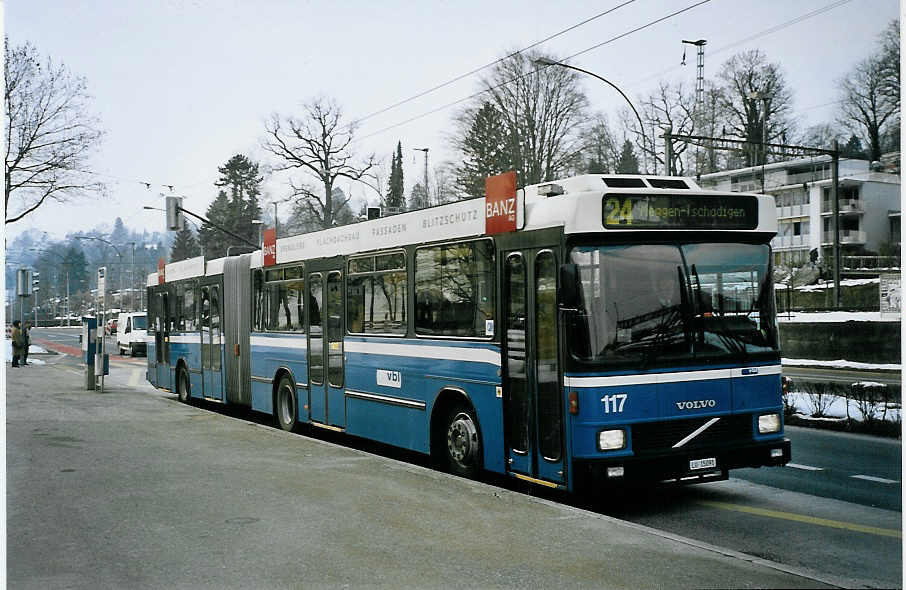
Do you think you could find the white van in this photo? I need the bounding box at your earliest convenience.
[116,312,147,356]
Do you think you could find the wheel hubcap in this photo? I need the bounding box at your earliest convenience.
[280,385,295,426]
[447,413,477,465]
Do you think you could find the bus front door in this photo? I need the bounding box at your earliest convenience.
[156,292,171,391]
[307,270,345,428]
[502,249,565,486]
[200,285,224,402]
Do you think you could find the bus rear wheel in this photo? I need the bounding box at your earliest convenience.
[276,375,298,432]
[444,405,481,478]
[176,368,190,404]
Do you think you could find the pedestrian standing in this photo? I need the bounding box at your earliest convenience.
[22,321,32,365]
[10,320,22,368]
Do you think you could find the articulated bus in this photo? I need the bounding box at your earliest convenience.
[146,173,790,492]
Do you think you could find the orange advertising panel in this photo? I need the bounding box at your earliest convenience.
[157,258,165,284]
[262,228,277,266]
[484,171,518,235]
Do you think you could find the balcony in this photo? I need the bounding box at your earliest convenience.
[777,204,809,219]
[771,234,809,249]
[821,199,863,214]
[822,230,866,245]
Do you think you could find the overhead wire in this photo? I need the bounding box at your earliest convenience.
[627,0,854,88]
[358,0,711,141]
[348,0,639,129]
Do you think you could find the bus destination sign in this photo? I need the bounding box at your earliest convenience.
[603,194,758,230]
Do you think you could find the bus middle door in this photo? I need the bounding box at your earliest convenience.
[502,249,565,486]
[307,269,345,428]
[200,285,224,401]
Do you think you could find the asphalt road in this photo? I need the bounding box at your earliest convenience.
[8,355,846,589]
[735,426,901,511]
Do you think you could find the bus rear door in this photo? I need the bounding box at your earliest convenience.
[155,291,171,391]
[502,248,565,486]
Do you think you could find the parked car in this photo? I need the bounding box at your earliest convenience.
[116,312,147,356]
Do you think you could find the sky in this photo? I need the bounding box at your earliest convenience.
[4,0,900,243]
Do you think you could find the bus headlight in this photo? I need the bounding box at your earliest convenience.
[758,413,781,434]
[597,429,626,451]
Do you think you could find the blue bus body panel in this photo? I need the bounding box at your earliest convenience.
[344,337,504,473]
[248,333,308,417]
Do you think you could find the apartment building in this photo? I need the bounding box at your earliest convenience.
[698,156,900,267]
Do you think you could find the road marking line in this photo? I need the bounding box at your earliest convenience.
[851,474,900,485]
[128,369,142,387]
[787,463,824,471]
[700,501,901,539]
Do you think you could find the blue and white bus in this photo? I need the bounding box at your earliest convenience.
[146,173,790,491]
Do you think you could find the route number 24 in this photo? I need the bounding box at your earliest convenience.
[601,393,627,413]
[605,198,634,226]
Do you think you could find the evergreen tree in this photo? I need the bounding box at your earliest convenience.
[110,217,129,245]
[198,190,231,259]
[615,140,640,174]
[454,102,512,198]
[213,154,263,250]
[63,243,89,296]
[385,141,405,213]
[198,155,264,258]
[841,134,867,159]
[169,226,201,262]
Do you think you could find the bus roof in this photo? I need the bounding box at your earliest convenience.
[149,174,776,284]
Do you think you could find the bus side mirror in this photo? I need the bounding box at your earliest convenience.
[559,263,579,310]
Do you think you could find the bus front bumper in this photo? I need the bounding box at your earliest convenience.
[574,437,791,486]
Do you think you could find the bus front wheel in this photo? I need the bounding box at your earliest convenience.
[276,375,299,432]
[444,405,481,478]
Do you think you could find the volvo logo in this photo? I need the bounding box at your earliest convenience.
[676,399,717,410]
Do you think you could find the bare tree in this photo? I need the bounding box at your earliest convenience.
[628,81,696,175]
[838,20,900,162]
[838,56,899,162]
[717,49,795,167]
[263,96,377,230]
[5,40,104,224]
[477,50,589,185]
[579,113,619,174]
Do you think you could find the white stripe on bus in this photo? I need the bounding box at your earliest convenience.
[249,335,307,349]
[344,340,501,367]
[563,365,781,388]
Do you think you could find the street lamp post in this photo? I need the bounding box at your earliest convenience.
[535,58,650,174]
[75,236,124,312]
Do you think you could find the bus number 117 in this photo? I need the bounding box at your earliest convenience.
[601,393,627,414]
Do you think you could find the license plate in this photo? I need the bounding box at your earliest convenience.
[689,457,717,470]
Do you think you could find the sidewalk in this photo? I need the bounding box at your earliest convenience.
[7,362,842,589]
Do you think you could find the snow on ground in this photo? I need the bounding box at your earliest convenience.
[775,278,880,291]
[782,357,901,371]
[786,390,901,424]
[777,311,899,323]
[5,342,50,361]
[796,278,879,292]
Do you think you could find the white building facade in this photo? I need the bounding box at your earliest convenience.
[698,157,900,268]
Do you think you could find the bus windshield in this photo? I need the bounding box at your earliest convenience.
[568,242,779,369]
